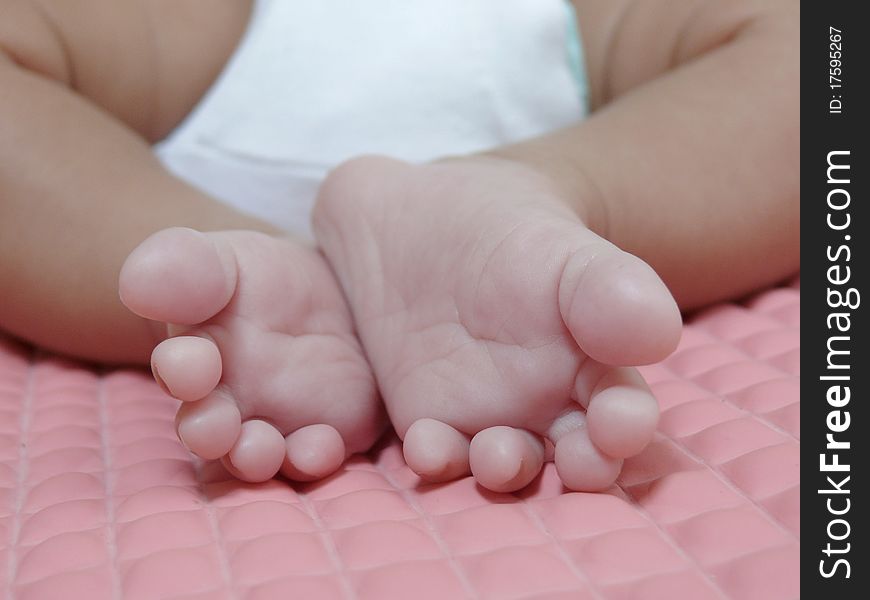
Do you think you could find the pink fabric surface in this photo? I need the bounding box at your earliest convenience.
[0,283,799,600]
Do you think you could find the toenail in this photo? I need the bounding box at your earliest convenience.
[151,364,172,397]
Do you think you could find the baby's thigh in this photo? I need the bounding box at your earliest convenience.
[0,0,251,141]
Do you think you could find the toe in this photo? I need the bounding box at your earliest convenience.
[469,426,544,493]
[549,413,623,492]
[583,367,659,459]
[225,420,286,483]
[119,227,238,325]
[402,419,471,482]
[175,391,241,459]
[281,424,347,482]
[151,336,222,402]
[558,236,681,366]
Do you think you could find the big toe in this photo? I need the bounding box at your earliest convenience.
[119,227,238,325]
[559,238,681,366]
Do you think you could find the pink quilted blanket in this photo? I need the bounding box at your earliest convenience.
[0,282,799,600]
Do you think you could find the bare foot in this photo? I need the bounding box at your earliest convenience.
[119,228,385,482]
[313,156,681,492]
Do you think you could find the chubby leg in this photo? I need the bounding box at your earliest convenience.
[0,0,256,363]
[502,0,800,310]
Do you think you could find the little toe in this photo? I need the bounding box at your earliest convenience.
[175,391,241,460]
[549,413,623,492]
[558,235,681,366]
[224,420,286,483]
[469,426,544,493]
[119,227,237,325]
[402,419,471,483]
[281,424,347,482]
[151,336,222,402]
[584,367,659,459]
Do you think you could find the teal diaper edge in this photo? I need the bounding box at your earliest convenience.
[564,0,590,115]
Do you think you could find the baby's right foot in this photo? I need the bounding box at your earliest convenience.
[314,156,682,493]
[119,228,385,482]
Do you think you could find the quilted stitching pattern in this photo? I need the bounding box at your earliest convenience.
[0,283,799,599]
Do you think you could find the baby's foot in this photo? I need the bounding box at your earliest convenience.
[313,157,681,492]
[119,228,385,482]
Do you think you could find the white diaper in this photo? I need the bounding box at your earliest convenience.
[155,0,588,238]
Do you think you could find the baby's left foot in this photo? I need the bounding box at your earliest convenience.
[119,228,385,483]
[314,156,682,492]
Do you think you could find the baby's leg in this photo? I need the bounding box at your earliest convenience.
[313,0,797,492]
[0,1,385,481]
[0,0,258,363]
[498,0,799,310]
